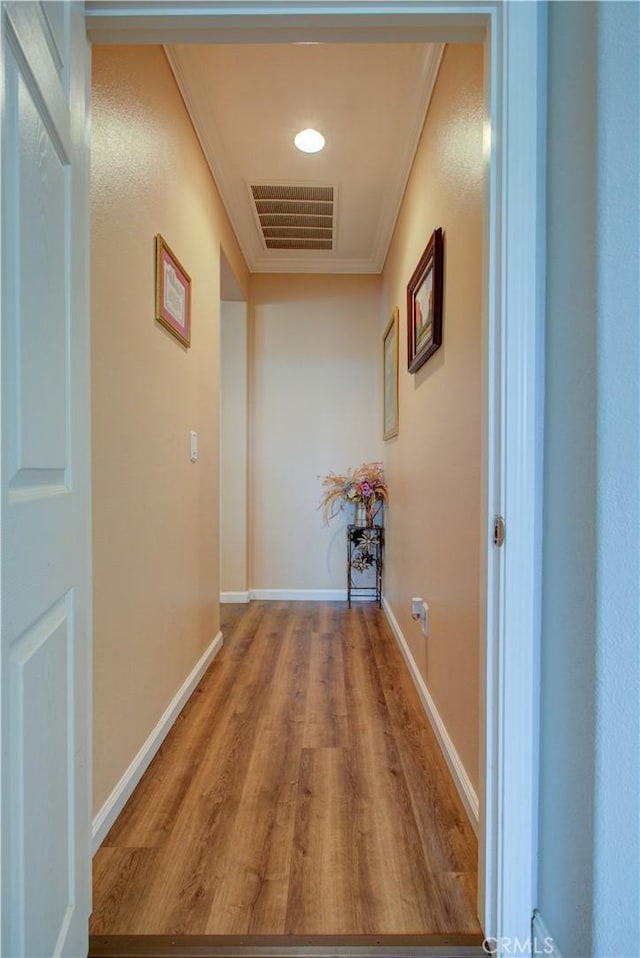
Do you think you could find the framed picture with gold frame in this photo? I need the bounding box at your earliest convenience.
[383,307,399,440]
[155,234,191,348]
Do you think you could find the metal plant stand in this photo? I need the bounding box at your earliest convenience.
[346,525,383,608]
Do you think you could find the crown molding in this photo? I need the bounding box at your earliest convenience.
[371,42,444,271]
[164,47,258,270]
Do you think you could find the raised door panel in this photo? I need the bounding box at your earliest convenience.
[8,54,69,489]
[9,596,75,957]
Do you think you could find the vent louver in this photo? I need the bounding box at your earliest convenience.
[250,184,334,251]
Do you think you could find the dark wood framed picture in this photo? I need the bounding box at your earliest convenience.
[155,234,191,348]
[407,227,443,373]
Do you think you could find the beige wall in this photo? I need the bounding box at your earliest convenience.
[249,274,382,592]
[91,46,248,815]
[382,44,484,791]
[220,300,249,597]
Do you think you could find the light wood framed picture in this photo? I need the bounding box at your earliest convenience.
[407,226,443,373]
[383,307,399,440]
[155,234,191,348]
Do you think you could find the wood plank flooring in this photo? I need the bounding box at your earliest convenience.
[91,602,481,938]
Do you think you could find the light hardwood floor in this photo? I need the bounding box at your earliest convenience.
[91,602,481,937]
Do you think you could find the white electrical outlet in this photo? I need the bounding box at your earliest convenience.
[421,601,430,636]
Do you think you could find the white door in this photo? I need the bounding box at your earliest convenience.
[1,2,91,956]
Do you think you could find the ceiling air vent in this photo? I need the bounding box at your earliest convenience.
[250,184,334,251]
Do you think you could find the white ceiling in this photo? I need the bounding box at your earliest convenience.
[166,42,443,274]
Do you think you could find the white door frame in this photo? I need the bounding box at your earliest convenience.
[85,1,546,951]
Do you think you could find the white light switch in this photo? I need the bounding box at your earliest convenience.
[190,431,198,463]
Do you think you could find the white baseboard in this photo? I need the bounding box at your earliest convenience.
[381,597,480,834]
[220,591,250,604]
[249,589,347,601]
[91,631,223,854]
[532,910,562,957]
[222,589,380,603]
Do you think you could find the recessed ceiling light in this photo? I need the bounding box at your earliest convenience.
[294,128,325,154]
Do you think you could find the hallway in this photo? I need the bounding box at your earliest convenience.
[90,602,481,939]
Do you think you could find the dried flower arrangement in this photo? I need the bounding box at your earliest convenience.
[319,461,388,526]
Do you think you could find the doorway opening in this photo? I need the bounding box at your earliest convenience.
[90,36,486,949]
[86,5,536,956]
